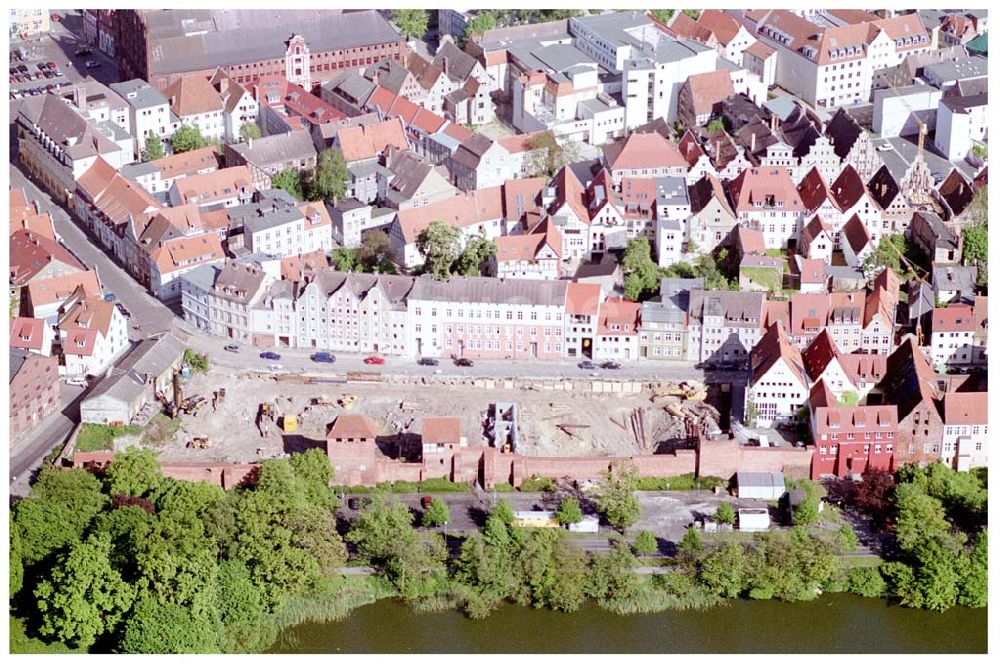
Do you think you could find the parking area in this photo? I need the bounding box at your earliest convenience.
[9,11,118,101]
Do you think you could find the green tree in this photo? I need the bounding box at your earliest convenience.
[588,537,641,605]
[171,124,207,154]
[10,516,23,598]
[622,237,659,301]
[706,118,725,133]
[699,541,747,598]
[676,526,703,564]
[357,230,392,271]
[526,130,579,178]
[649,9,674,23]
[491,499,516,527]
[34,537,136,649]
[714,502,736,525]
[305,149,348,202]
[683,10,701,20]
[632,530,658,555]
[956,531,987,608]
[393,9,428,39]
[14,467,108,566]
[464,11,502,43]
[106,447,163,499]
[893,483,949,552]
[454,235,497,276]
[239,121,261,142]
[847,566,887,598]
[183,347,209,373]
[592,462,641,531]
[792,480,823,526]
[215,560,264,626]
[554,497,583,526]
[416,220,462,278]
[962,223,987,284]
[270,167,304,200]
[348,495,448,600]
[143,134,164,161]
[422,497,451,527]
[119,597,219,653]
[331,247,358,272]
[838,523,859,553]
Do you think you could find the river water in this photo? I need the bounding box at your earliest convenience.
[271,594,987,653]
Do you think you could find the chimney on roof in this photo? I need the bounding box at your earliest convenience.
[248,137,254,150]
[750,132,756,154]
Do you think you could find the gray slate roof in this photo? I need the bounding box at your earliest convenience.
[83,333,186,407]
[923,56,989,84]
[228,129,318,168]
[409,275,568,306]
[146,9,404,76]
[110,79,170,109]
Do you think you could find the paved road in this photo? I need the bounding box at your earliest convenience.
[10,383,85,496]
[10,162,178,343]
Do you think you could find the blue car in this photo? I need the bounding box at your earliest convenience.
[311,352,336,363]
[259,351,281,361]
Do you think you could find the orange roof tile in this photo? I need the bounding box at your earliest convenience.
[603,132,688,171]
[163,74,223,117]
[26,270,102,308]
[422,416,461,444]
[328,414,377,440]
[566,282,602,316]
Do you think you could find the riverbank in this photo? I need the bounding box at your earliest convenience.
[269,594,988,653]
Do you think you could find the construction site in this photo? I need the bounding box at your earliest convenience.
[144,367,726,466]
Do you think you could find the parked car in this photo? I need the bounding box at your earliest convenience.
[311,352,336,363]
[224,344,240,353]
[417,357,439,366]
[102,292,116,303]
[363,356,385,365]
[600,361,622,370]
[17,64,28,73]
[259,350,281,361]
[50,13,60,22]
[578,360,596,370]
[46,61,57,70]
[420,495,434,510]
[455,357,474,367]
[65,377,88,388]
[85,61,101,69]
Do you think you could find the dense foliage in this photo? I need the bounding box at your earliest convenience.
[304,149,348,202]
[171,125,207,154]
[392,9,428,40]
[416,220,463,278]
[143,135,164,161]
[12,448,352,653]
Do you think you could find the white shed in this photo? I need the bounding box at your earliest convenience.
[738,508,771,532]
[735,471,786,500]
[568,515,600,532]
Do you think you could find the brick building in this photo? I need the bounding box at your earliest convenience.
[809,399,898,480]
[115,10,407,90]
[9,349,60,442]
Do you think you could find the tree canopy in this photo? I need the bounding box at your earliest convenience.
[592,462,641,530]
[239,122,261,142]
[416,220,462,279]
[305,149,348,202]
[171,125,207,154]
[270,167,305,201]
[143,135,164,161]
[393,9,428,39]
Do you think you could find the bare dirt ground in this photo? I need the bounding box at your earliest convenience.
[143,370,721,464]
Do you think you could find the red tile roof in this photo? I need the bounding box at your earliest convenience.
[736,227,766,255]
[10,317,46,351]
[26,271,102,309]
[172,166,254,206]
[328,414,377,440]
[842,214,872,256]
[9,230,86,286]
[422,416,461,444]
[565,282,602,316]
[677,129,707,168]
[829,164,868,210]
[729,167,804,213]
[798,257,826,285]
[685,70,735,117]
[699,9,744,45]
[597,296,641,336]
[603,131,688,171]
[495,228,561,263]
[801,215,833,249]
[801,329,841,380]
[841,353,887,386]
[751,320,809,387]
[942,392,987,425]
[932,304,976,333]
[164,74,223,117]
[337,117,409,162]
[797,167,834,211]
[813,405,897,436]
[9,187,56,240]
[744,40,776,60]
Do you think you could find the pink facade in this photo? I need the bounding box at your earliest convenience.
[442,320,564,360]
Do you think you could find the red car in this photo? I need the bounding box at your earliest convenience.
[363,356,385,365]
[50,13,60,22]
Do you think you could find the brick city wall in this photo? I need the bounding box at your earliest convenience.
[697,437,813,480]
[72,452,258,490]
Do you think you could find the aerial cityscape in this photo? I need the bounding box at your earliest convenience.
[7,6,989,655]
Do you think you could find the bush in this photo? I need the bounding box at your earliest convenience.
[518,476,556,492]
[847,567,887,598]
[633,474,727,491]
[633,531,658,556]
[75,424,141,454]
[183,348,209,373]
[554,498,583,526]
[492,483,515,493]
[838,524,859,553]
[714,502,736,525]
